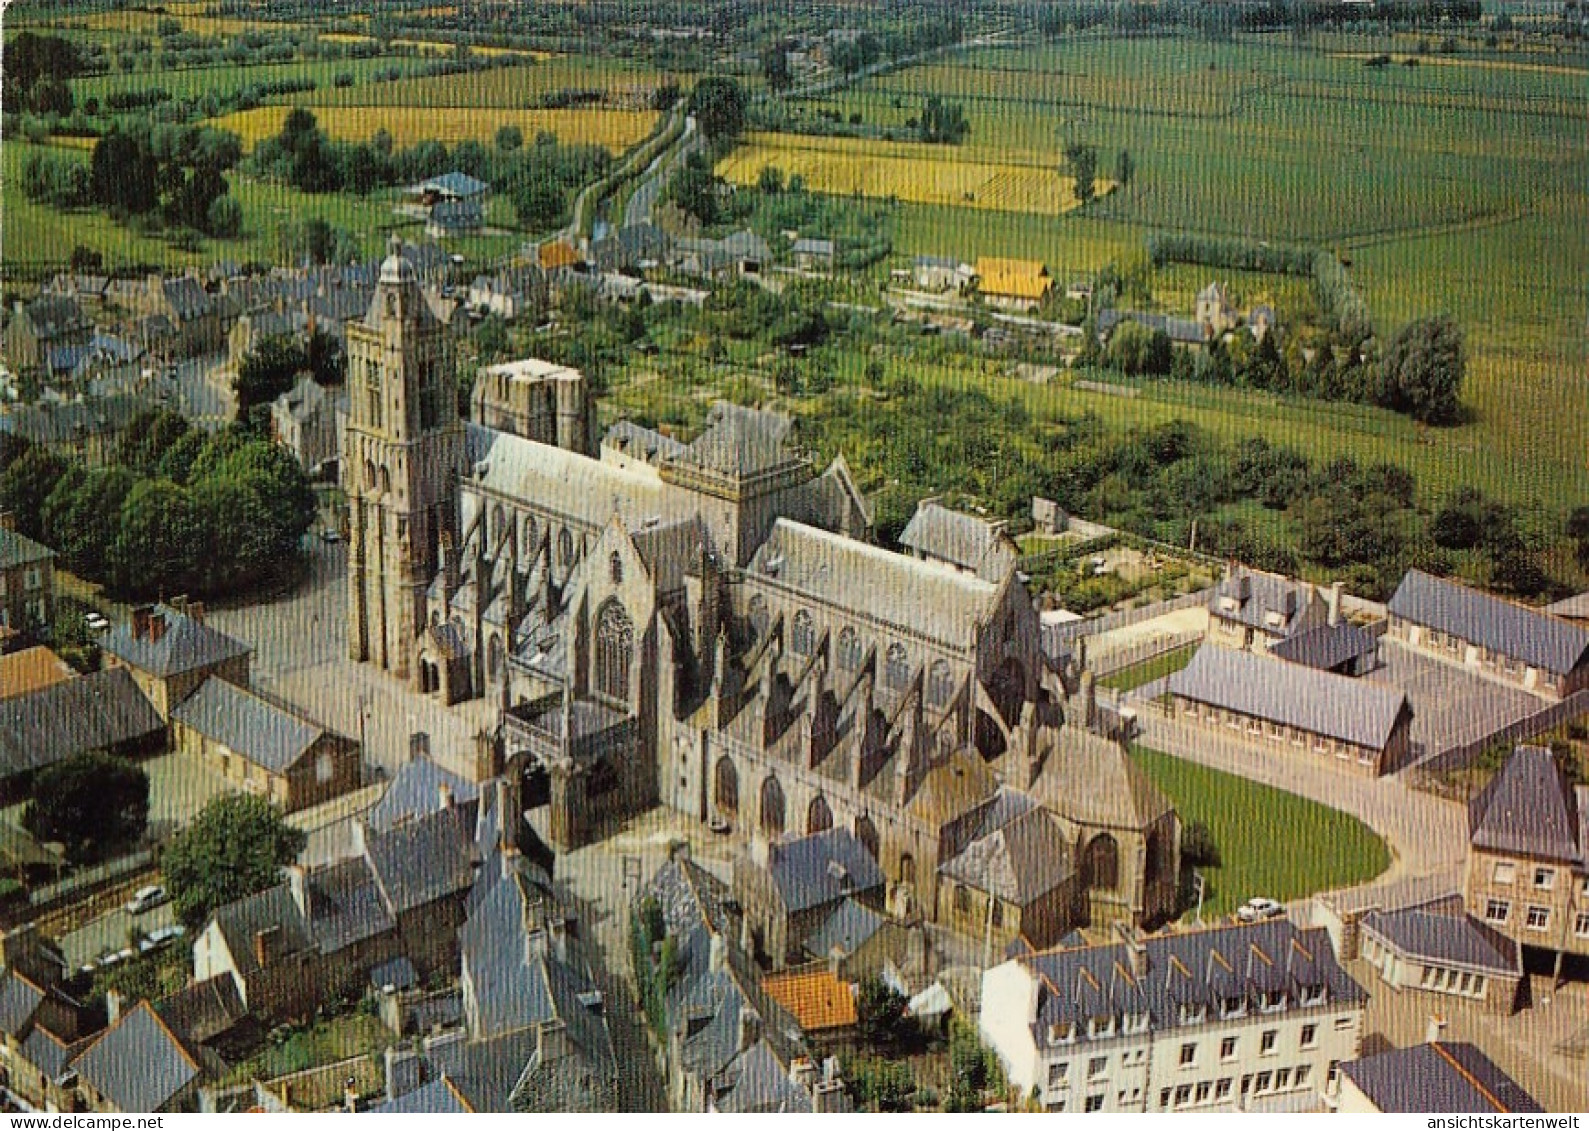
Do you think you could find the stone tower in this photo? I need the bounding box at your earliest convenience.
[342,236,465,683]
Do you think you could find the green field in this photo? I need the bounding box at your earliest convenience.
[308,57,665,109]
[1098,644,1198,693]
[1131,746,1390,919]
[67,54,433,103]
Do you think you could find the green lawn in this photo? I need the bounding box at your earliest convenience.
[1131,745,1390,919]
[1098,644,1197,693]
[225,1011,389,1083]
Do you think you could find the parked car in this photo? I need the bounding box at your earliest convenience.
[1236,896,1286,923]
[139,925,187,953]
[125,884,169,915]
[84,612,111,632]
[321,529,343,543]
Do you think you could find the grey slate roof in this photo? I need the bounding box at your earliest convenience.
[791,237,835,257]
[672,402,799,478]
[0,526,52,570]
[0,667,165,779]
[368,1076,474,1114]
[170,677,323,774]
[1269,622,1378,671]
[604,420,688,462]
[768,828,886,914]
[23,1026,74,1082]
[429,199,483,231]
[1032,727,1174,831]
[897,499,1016,579]
[804,898,888,961]
[1209,569,1318,637]
[100,605,251,679]
[1340,1042,1543,1113]
[0,970,44,1035]
[1545,591,1589,620]
[1389,569,1589,676]
[212,884,313,978]
[0,395,146,447]
[154,975,248,1046]
[1022,920,1364,1039]
[415,171,489,199]
[305,858,394,953]
[366,756,481,833]
[72,1001,203,1113]
[940,806,1073,905]
[1168,643,1410,751]
[161,277,212,322]
[1468,745,1584,864]
[1361,906,1519,974]
[364,805,478,915]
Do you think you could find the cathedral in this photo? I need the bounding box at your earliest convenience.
[342,239,1181,943]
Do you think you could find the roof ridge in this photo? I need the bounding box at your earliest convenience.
[1430,1042,1507,1113]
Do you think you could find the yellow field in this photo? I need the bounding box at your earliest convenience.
[716,134,1110,216]
[45,136,97,151]
[209,106,658,153]
[317,32,542,59]
[79,9,286,36]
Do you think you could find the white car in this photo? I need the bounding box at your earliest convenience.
[1237,897,1286,923]
[84,612,111,632]
[125,884,169,915]
[139,925,187,953]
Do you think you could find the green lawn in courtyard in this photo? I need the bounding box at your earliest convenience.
[1098,644,1198,693]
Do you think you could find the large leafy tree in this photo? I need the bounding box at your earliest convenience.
[24,753,149,863]
[1377,314,1465,424]
[162,794,307,931]
[234,335,307,417]
[110,479,210,596]
[0,447,69,541]
[41,466,135,579]
[688,76,747,141]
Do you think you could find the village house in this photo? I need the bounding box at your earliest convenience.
[0,965,90,1113]
[912,255,971,293]
[0,522,55,643]
[974,257,1051,310]
[0,668,165,800]
[425,199,484,240]
[759,967,858,1042]
[1195,281,1239,335]
[979,920,1367,1114]
[108,276,225,358]
[1167,644,1414,776]
[897,499,1020,583]
[169,677,362,812]
[465,265,547,323]
[734,827,887,969]
[1357,894,1523,1015]
[1462,745,1589,965]
[0,396,147,471]
[100,602,251,720]
[1206,567,1331,653]
[3,297,91,376]
[1386,569,1589,699]
[1336,1041,1543,1114]
[69,1001,222,1114]
[790,238,836,274]
[270,375,346,478]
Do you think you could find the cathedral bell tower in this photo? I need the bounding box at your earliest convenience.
[342,236,465,683]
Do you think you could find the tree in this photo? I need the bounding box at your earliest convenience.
[162,794,307,931]
[757,164,785,195]
[305,327,345,387]
[919,96,969,144]
[0,447,69,540]
[1377,314,1465,424]
[495,124,524,151]
[668,153,721,225]
[856,976,910,1046]
[510,168,565,230]
[688,76,747,141]
[760,45,792,92]
[1568,505,1589,571]
[23,753,149,862]
[1181,819,1220,868]
[475,314,509,362]
[1065,142,1098,205]
[111,479,210,596]
[1116,148,1134,186]
[235,335,307,417]
[91,128,159,216]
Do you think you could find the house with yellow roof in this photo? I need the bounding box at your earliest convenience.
[974,257,1052,310]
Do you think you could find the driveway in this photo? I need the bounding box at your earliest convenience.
[1367,642,1547,759]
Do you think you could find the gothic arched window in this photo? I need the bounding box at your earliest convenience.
[1084,834,1120,892]
[760,775,786,840]
[491,504,505,545]
[837,627,861,670]
[885,642,910,690]
[559,528,574,568]
[791,609,815,656]
[927,660,955,708]
[488,634,504,681]
[807,795,833,834]
[595,599,634,702]
[748,595,769,640]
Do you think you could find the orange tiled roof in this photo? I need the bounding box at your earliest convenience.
[761,968,858,1032]
[0,646,77,700]
[539,241,581,270]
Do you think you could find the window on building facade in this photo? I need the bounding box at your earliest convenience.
[1259,1030,1277,1055]
[1299,1024,1317,1049]
[1254,1071,1272,1093]
[885,642,910,690]
[953,884,970,915]
[1492,861,1516,884]
[1484,899,1511,923]
[1295,1065,1311,1088]
[927,659,954,708]
[1219,1037,1237,1060]
[594,599,634,702]
[1172,1084,1191,1107]
[791,609,815,655]
[1214,1079,1232,1101]
[1576,912,1589,938]
[1326,1061,1341,1091]
[1526,905,1551,931]
[559,528,574,568]
[1194,1082,1211,1104]
[316,752,334,784]
[1534,867,1556,890]
[1087,1056,1107,1079]
[837,626,861,669]
[1048,1062,1069,1087]
[748,596,769,640]
[1275,1068,1292,1090]
[609,551,623,586]
[1084,1095,1104,1113]
[1179,1043,1195,1067]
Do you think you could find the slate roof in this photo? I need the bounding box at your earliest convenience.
[23,1026,74,1082]
[671,402,799,478]
[1210,569,1318,636]
[154,975,248,1046]
[0,526,54,570]
[0,667,165,779]
[897,499,1016,579]
[305,858,395,953]
[71,1002,205,1113]
[369,1076,475,1114]
[1269,622,1378,671]
[161,277,212,322]
[804,898,888,961]
[415,171,490,199]
[1389,569,1589,676]
[1360,906,1519,974]
[1096,308,1207,344]
[604,420,688,463]
[429,199,483,231]
[21,296,87,339]
[366,756,481,833]
[0,970,45,1035]
[1168,643,1410,751]
[1021,920,1363,1038]
[0,395,146,447]
[170,677,324,774]
[1340,1042,1544,1113]
[791,238,835,257]
[211,884,313,979]
[364,805,478,915]
[1545,591,1589,621]
[768,828,885,914]
[1033,726,1174,831]
[100,605,251,679]
[940,806,1073,905]
[749,519,1001,649]
[1468,745,1584,865]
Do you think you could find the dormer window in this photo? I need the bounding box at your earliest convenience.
[1258,990,1287,1013]
[1298,984,1325,1007]
[1220,995,1246,1019]
[1178,1003,1205,1026]
[1048,1023,1076,1046]
[1124,1011,1149,1033]
[1087,1015,1115,1039]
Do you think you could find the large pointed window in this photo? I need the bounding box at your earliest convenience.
[791,609,815,656]
[595,598,634,702]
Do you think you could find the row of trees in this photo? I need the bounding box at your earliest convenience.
[0,414,316,600]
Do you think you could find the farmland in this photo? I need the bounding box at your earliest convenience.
[308,58,665,109]
[209,105,659,153]
[716,132,1107,216]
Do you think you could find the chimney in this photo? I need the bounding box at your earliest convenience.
[1079,670,1097,730]
[132,605,153,641]
[709,931,728,974]
[1426,1015,1447,1045]
[737,1007,761,1053]
[252,925,283,969]
[343,1078,358,1114]
[1327,581,1343,627]
[188,600,205,625]
[286,864,309,916]
[789,1057,817,1091]
[438,781,454,811]
[106,988,124,1025]
[148,611,168,645]
[169,594,188,617]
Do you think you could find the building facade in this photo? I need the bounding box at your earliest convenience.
[0,523,55,644]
